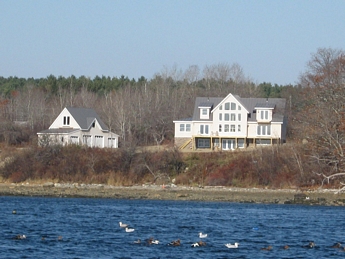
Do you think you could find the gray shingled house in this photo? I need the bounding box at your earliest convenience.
[173,93,287,151]
[37,107,119,148]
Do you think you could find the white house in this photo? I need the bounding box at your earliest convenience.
[173,93,287,151]
[37,107,119,148]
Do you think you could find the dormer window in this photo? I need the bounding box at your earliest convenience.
[200,108,209,119]
[254,103,275,122]
[260,110,269,120]
[199,101,213,119]
[63,116,70,126]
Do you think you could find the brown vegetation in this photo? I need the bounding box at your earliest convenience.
[1,143,343,190]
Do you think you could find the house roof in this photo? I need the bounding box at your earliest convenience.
[188,95,286,123]
[66,107,109,131]
[239,98,286,122]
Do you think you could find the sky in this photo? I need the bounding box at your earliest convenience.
[1,0,344,85]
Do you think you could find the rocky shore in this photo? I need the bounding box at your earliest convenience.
[1,182,345,206]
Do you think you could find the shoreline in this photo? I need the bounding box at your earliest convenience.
[1,183,345,205]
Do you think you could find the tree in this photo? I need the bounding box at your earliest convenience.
[298,48,345,191]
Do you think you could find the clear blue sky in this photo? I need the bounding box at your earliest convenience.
[1,0,344,85]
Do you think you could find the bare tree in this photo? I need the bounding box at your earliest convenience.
[298,48,345,191]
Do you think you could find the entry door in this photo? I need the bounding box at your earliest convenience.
[222,139,235,150]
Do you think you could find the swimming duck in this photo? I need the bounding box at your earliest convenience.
[283,245,289,250]
[191,242,199,247]
[332,242,342,248]
[303,241,315,248]
[147,237,159,245]
[125,227,135,233]
[199,232,207,238]
[168,239,181,246]
[134,239,141,244]
[119,222,129,228]
[225,242,239,248]
[14,235,26,240]
[261,245,272,251]
[198,241,206,246]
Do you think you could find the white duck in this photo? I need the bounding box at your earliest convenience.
[199,232,207,238]
[119,222,128,228]
[125,227,135,233]
[225,242,239,248]
[191,242,199,247]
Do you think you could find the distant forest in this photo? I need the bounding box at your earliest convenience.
[0,62,297,147]
[0,48,345,189]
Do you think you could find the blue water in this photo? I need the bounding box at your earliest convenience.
[1,197,345,259]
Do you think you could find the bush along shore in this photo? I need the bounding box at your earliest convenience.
[1,183,345,206]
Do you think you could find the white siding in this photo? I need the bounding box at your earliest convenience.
[174,122,193,138]
[49,108,80,129]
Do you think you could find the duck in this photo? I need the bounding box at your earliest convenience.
[147,237,159,245]
[14,234,26,240]
[283,245,289,250]
[134,239,141,244]
[125,227,135,233]
[332,242,342,248]
[12,210,17,214]
[225,242,239,248]
[119,222,129,228]
[261,245,273,251]
[191,242,199,248]
[168,239,181,246]
[199,232,207,238]
[197,240,206,246]
[303,241,315,248]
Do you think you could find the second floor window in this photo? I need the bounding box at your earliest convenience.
[63,116,70,126]
[260,110,269,120]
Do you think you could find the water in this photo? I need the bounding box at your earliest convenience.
[1,197,345,259]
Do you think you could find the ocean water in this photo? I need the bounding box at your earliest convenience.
[0,196,345,259]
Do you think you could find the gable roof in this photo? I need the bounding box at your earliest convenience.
[189,95,286,123]
[66,107,109,131]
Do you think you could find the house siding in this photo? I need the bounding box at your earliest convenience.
[38,107,119,149]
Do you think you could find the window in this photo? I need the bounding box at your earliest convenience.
[180,124,185,132]
[63,116,70,126]
[219,105,222,110]
[231,113,236,121]
[225,102,230,110]
[224,113,229,121]
[186,124,191,132]
[200,108,209,119]
[230,125,235,132]
[238,125,241,132]
[198,139,211,148]
[224,124,229,132]
[200,125,209,135]
[202,109,207,115]
[231,102,236,110]
[238,114,241,121]
[260,110,269,120]
[257,125,271,136]
[238,105,241,110]
[219,124,222,132]
[219,113,222,121]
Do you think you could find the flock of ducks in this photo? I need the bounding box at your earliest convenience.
[118,221,345,252]
[119,221,238,249]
